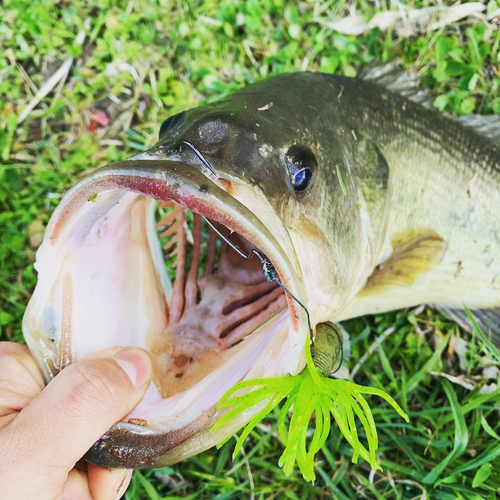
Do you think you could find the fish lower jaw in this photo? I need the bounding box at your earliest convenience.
[24,175,302,467]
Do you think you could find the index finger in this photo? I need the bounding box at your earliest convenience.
[0,342,45,428]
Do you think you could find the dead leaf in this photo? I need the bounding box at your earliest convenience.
[430,371,497,394]
[429,371,475,391]
[318,3,486,37]
[483,366,499,379]
[258,102,273,111]
[17,29,86,125]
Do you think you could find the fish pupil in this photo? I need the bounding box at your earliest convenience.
[291,167,312,191]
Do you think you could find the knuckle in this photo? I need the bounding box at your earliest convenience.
[0,355,43,413]
[0,355,21,380]
[0,342,29,365]
[71,359,126,411]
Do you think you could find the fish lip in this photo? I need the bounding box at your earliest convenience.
[39,157,309,467]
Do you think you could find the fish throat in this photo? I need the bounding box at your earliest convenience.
[152,201,286,398]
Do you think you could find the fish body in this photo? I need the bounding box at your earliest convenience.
[23,71,500,468]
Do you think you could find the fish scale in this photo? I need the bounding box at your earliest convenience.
[333,75,500,321]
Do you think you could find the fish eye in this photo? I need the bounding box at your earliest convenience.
[285,145,317,193]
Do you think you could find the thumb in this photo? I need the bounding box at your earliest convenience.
[9,347,152,473]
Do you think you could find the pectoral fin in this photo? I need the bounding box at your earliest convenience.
[359,231,447,296]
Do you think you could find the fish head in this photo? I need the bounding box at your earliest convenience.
[23,73,360,468]
[154,74,360,316]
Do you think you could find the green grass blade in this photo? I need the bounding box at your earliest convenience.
[465,305,500,362]
[480,414,500,441]
[316,466,352,500]
[449,441,500,475]
[382,428,425,477]
[423,380,468,484]
[406,332,451,393]
[439,389,500,426]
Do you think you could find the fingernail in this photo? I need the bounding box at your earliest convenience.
[115,470,133,500]
[114,348,152,388]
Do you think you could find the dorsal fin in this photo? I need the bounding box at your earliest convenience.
[358,60,433,107]
[454,114,500,143]
[359,60,500,144]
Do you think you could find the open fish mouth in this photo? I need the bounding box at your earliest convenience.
[23,158,309,468]
[150,203,287,396]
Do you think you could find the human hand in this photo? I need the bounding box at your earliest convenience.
[0,342,153,499]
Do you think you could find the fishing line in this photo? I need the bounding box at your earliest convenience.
[182,139,314,342]
[182,140,217,176]
[203,217,313,342]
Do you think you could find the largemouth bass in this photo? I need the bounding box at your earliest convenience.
[23,68,500,468]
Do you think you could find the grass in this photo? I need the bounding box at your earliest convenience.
[1,0,500,498]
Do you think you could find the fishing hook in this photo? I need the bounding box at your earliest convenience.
[203,216,313,343]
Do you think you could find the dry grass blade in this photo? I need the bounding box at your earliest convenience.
[17,29,86,125]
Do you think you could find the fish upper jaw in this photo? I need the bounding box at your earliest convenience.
[23,157,310,468]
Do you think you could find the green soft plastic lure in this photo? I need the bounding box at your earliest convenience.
[213,323,408,482]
